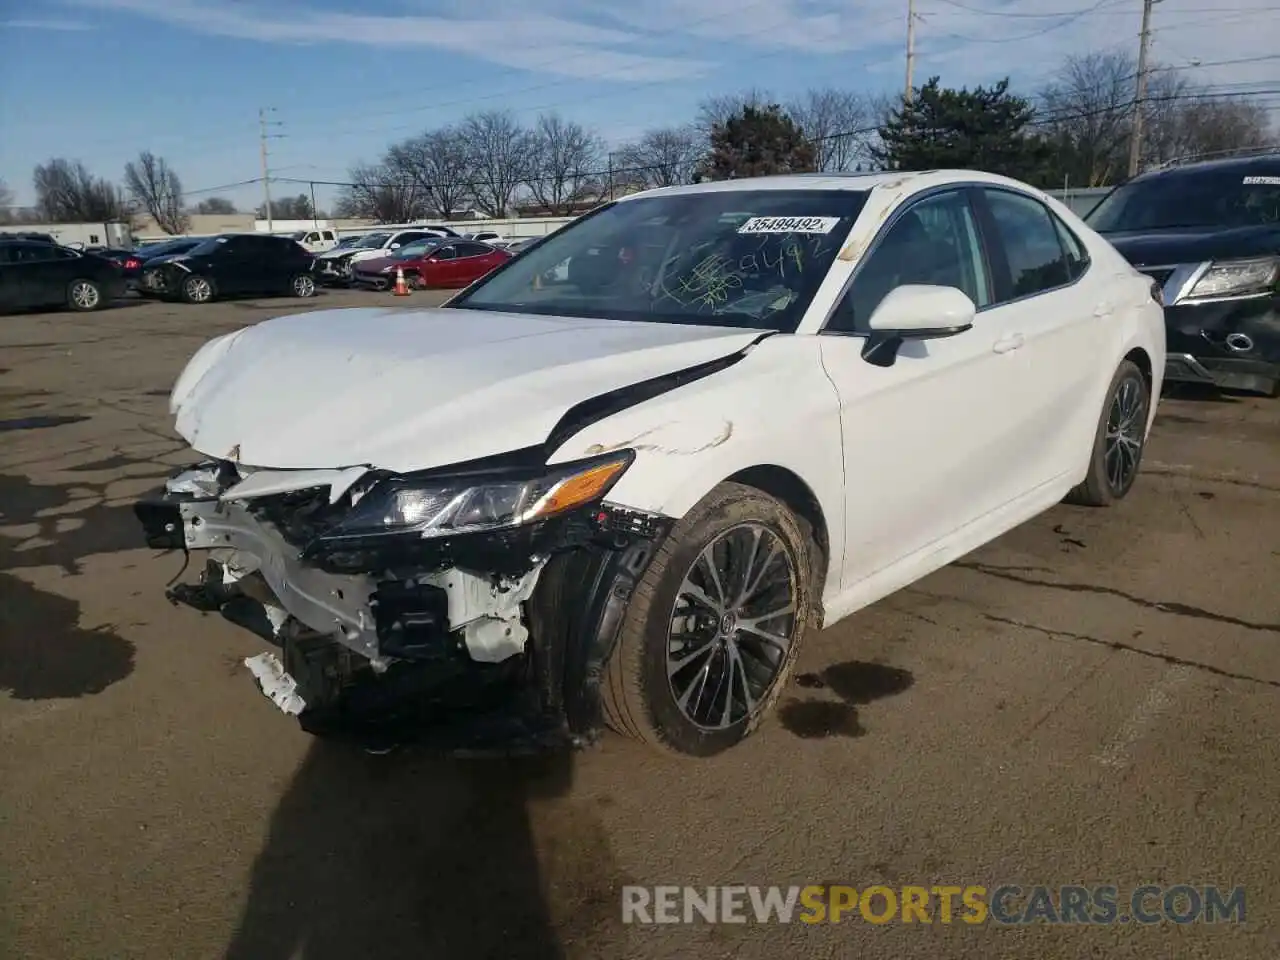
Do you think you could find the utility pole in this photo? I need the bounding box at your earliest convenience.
[258,107,284,232]
[1128,0,1158,178]
[904,0,917,104]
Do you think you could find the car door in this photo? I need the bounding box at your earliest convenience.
[202,237,253,295]
[818,187,1031,588]
[974,187,1107,489]
[9,242,69,307]
[424,243,460,286]
[452,242,497,285]
[257,236,302,293]
[0,245,20,310]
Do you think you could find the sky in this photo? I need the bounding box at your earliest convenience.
[1,0,1277,213]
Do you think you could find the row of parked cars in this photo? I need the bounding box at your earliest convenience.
[0,225,542,313]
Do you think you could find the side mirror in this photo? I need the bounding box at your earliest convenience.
[861,284,975,367]
[390,243,401,250]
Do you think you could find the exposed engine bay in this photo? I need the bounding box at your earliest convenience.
[135,455,671,750]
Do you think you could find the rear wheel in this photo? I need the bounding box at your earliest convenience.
[66,279,103,312]
[291,274,316,298]
[1066,360,1150,506]
[181,275,214,304]
[602,482,814,757]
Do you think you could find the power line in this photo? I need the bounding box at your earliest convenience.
[922,0,1120,44]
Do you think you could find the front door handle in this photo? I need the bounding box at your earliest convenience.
[993,333,1025,354]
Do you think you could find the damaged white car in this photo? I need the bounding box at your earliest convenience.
[135,170,1165,756]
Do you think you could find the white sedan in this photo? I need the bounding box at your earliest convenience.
[134,170,1165,757]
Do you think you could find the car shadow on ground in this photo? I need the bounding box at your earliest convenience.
[224,742,579,960]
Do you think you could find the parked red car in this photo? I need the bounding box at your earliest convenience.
[352,238,511,291]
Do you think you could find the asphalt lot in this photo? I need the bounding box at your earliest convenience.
[1,291,1278,960]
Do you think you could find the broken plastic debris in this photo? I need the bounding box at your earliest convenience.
[244,652,306,715]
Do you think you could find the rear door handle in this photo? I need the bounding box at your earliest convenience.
[993,333,1025,354]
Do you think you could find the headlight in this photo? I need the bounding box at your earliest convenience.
[323,452,633,541]
[1183,257,1278,301]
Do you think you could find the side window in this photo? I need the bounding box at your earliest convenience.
[984,190,1072,299]
[12,243,57,263]
[828,190,991,333]
[304,232,319,244]
[433,245,457,261]
[456,242,491,258]
[54,247,81,260]
[1052,216,1090,280]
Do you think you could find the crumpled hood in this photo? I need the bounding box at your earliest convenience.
[171,306,764,473]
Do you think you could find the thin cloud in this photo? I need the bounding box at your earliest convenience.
[1,19,96,31]
[61,0,714,81]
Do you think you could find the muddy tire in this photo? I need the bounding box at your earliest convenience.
[601,482,814,757]
[1065,359,1150,507]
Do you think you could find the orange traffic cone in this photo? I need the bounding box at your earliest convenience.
[393,266,410,296]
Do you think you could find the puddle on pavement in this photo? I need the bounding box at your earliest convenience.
[68,452,155,472]
[0,415,90,433]
[143,389,170,397]
[0,571,135,700]
[780,661,915,740]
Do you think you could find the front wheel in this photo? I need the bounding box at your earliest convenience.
[291,273,317,298]
[66,278,104,312]
[181,275,214,304]
[602,482,815,757]
[1066,359,1151,506]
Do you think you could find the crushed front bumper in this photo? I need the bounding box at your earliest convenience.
[133,463,672,750]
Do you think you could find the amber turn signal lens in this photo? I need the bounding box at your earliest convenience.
[530,457,630,519]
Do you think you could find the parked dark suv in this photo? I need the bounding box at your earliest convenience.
[141,233,317,303]
[1085,154,1280,396]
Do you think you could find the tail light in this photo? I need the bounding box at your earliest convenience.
[125,258,141,270]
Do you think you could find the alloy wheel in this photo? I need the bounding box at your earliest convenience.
[70,281,100,310]
[293,275,316,297]
[1104,375,1146,493]
[666,523,798,730]
[185,277,212,303]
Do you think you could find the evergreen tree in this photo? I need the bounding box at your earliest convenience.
[698,105,818,180]
[871,77,1055,186]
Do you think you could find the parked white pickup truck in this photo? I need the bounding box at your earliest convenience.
[291,228,340,253]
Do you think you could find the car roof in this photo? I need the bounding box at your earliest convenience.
[614,169,1054,202]
[1128,153,1280,185]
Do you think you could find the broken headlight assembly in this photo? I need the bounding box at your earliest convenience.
[318,450,635,546]
[1182,256,1279,302]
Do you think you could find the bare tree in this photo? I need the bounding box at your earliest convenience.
[1165,97,1275,163]
[0,179,13,224]
[459,111,534,218]
[334,162,421,222]
[388,127,473,218]
[195,197,237,215]
[614,127,703,190]
[1037,50,1143,185]
[123,150,189,234]
[33,158,127,222]
[696,88,774,143]
[787,88,874,171]
[525,113,604,215]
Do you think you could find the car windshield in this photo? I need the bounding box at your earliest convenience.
[392,239,441,259]
[333,236,360,248]
[352,232,392,249]
[185,236,232,257]
[1086,170,1280,232]
[449,189,869,331]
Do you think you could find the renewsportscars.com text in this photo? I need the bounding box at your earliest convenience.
[621,884,1246,925]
